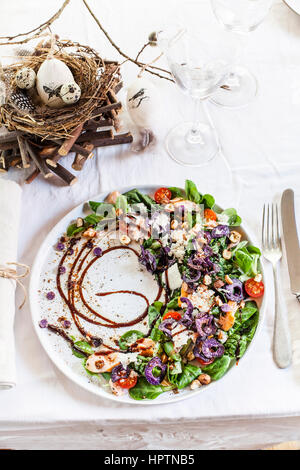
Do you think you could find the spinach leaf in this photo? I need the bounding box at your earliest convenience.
[219,208,242,226]
[176,364,202,389]
[163,341,181,362]
[185,180,202,204]
[168,187,185,198]
[132,355,151,376]
[202,355,232,380]
[74,340,94,355]
[202,193,215,209]
[119,330,144,350]
[67,223,85,237]
[129,377,174,400]
[225,334,247,359]
[123,189,159,211]
[148,302,162,327]
[166,295,180,310]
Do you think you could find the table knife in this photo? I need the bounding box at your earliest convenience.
[281,189,300,301]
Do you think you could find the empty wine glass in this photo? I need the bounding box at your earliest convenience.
[210,0,273,108]
[158,27,228,166]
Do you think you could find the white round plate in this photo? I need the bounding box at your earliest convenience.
[30,185,266,405]
[284,0,300,15]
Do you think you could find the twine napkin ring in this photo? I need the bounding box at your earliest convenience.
[0,262,30,309]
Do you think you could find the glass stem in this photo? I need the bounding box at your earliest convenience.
[186,98,205,145]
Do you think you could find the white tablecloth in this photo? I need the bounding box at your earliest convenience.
[1,0,300,449]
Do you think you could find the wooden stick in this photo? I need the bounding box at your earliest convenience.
[0,141,19,151]
[16,133,30,168]
[71,143,94,158]
[93,132,133,148]
[58,123,83,157]
[84,118,113,130]
[25,167,40,184]
[39,145,58,157]
[25,141,53,179]
[72,143,94,171]
[76,129,113,144]
[0,131,17,144]
[47,162,77,185]
[114,81,123,94]
[92,101,122,118]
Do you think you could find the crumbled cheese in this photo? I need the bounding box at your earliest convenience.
[119,352,139,367]
[217,329,228,344]
[170,229,189,262]
[188,285,214,312]
[167,263,182,291]
[172,324,194,352]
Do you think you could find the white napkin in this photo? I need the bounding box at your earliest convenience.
[0,178,21,390]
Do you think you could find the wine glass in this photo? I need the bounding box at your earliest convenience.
[158,27,229,167]
[210,0,273,108]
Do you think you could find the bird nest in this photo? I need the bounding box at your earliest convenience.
[0,39,121,139]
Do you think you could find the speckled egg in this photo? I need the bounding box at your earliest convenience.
[15,67,36,90]
[60,82,81,105]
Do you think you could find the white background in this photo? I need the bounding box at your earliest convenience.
[1,0,300,449]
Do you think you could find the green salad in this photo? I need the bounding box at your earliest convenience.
[39,180,264,401]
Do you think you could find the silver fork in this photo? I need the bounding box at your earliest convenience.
[262,203,292,369]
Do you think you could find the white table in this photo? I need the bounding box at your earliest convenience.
[1,0,300,450]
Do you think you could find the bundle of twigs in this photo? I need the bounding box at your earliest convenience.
[0,39,122,139]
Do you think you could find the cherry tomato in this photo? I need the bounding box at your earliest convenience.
[162,310,182,321]
[204,208,217,221]
[196,357,214,366]
[244,278,264,298]
[154,187,172,204]
[117,375,138,389]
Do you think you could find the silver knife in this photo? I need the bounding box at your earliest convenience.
[281,189,300,301]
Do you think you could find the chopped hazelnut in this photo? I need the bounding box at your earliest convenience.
[190,379,202,390]
[215,296,223,307]
[229,230,242,244]
[161,353,168,364]
[223,249,232,260]
[187,351,195,361]
[115,208,123,217]
[198,373,211,385]
[76,217,84,228]
[83,228,97,238]
[120,234,131,245]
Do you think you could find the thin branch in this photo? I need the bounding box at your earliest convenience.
[135,42,150,61]
[82,0,174,82]
[0,0,71,46]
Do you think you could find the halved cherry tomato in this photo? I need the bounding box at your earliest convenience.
[116,375,138,389]
[154,187,172,204]
[196,357,214,366]
[162,310,182,321]
[244,278,264,298]
[204,208,217,221]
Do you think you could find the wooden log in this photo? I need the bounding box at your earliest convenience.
[47,162,77,186]
[93,132,133,148]
[72,143,94,171]
[25,141,52,179]
[91,102,122,118]
[84,118,113,131]
[16,132,30,168]
[58,123,84,157]
[0,141,19,151]
[76,129,113,144]
[0,131,17,144]
[39,145,58,158]
[114,81,123,94]
[25,167,40,184]
[71,143,94,158]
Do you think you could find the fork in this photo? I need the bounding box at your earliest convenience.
[262,203,292,369]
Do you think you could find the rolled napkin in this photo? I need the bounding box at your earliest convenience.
[0,179,22,390]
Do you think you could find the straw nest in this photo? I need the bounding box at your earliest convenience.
[0,39,121,139]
